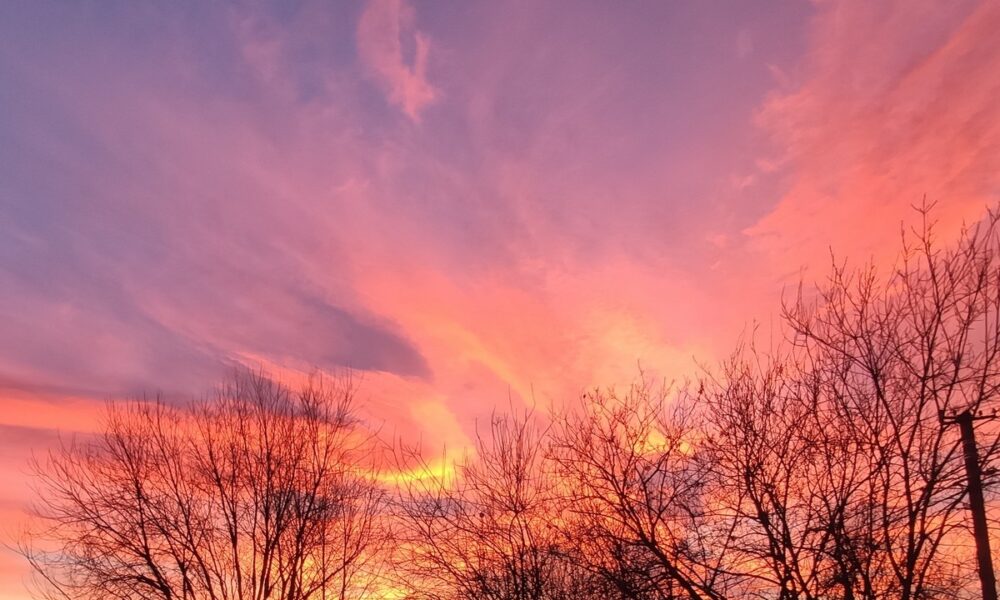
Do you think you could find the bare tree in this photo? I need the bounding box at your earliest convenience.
[705,349,893,600]
[548,380,737,600]
[703,206,1000,599]
[390,410,601,600]
[21,371,388,600]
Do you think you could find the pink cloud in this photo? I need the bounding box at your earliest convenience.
[746,0,1000,272]
[357,0,437,122]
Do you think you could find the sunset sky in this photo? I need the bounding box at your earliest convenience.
[1,1,999,596]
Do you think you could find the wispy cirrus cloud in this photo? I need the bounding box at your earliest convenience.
[357,0,437,122]
[745,0,1000,271]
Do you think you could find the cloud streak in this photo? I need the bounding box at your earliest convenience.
[746,0,1000,271]
[357,0,437,121]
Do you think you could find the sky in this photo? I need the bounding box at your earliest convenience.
[1,0,1000,596]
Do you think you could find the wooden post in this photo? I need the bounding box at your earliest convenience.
[952,410,998,600]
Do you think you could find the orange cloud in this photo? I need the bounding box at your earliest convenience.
[747,0,1000,273]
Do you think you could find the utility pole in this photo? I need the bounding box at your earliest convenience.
[942,409,997,600]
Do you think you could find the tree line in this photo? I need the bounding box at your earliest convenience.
[20,208,1000,599]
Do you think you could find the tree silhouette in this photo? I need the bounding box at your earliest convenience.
[703,207,1000,599]
[549,382,737,600]
[391,410,603,600]
[21,371,387,600]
